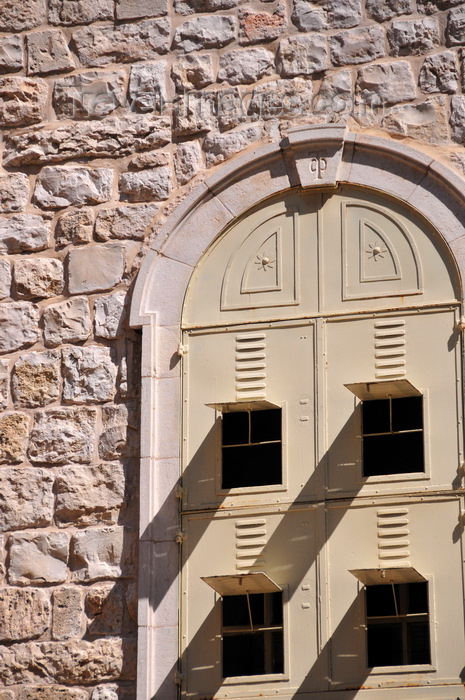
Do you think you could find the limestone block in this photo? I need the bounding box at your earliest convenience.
[0,302,39,354]
[26,30,74,75]
[0,468,54,532]
[0,36,23,73]
[125,581,137,622]
[0,77,47,127]
[52,587,84,641]
[43,297,91,346]
[388,17,440,56]
[62,346,117,404]
[86,583,124,634]
[419,0,462,10]
[129,61,167,113]
[0,215,50,253]
[68,244,124,294]
[49,0,114,25]
[19,687,88,700]
[315,69,353,119]
[12,350,61,408]
[91,687,118,700]
[116,0,168,20]
[0,588,50,642]
[99,404,135,460]
[451,95,465,142]
[0,691,14,700]
[382,95,448,144]
[447,6,465,46]
[0,413,29,463]
[0,638,128,685]
[14,258,64,300]
[292,0,361,31]
[56,209,94,247]
[247,77,313,121]
[34,167,113,209]
[54,70,125,120]
[173,92,217,136]
[171,54,215,89]
[119,167,172,202]
[28,407,97,464]
[366,0,413,22]
[0,260,11,299]
[356,61,416,107]
[218,48,274,85]
[129,150,169,170]
[173,16,236,52]
[95,204,157,242]
[420,51,458,93]
[55,462,125,527]
[8,532,69,585]
[72,19,170,67]
[0,174,29,214]
[174,141,204,184]
[0,0,46,31]
[70,526,127,581]
[278,35,328,76]
[239,6,286,44]
[203,126,263,166]
[329,26,385,66]
[0,359,9,409]
[94,292,127,339]
[175,0,244,11]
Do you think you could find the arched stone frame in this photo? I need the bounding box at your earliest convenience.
[129,124,465,700]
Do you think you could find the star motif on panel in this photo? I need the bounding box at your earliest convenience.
[254,251,276,271]
[366,241,387,261]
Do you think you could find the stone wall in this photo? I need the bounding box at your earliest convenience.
[0,0,465,698]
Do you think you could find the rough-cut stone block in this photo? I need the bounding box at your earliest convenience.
[0,359,9,409]
[451,95,465,142]
[388,17,439,56]
[68,244,125,294]
[247,77,313,122]
[54,70,125,120]
[119,168,172,202]
[34,167,113,209]
[330,27,386,68]
[292,0,361,31]
[315,69,353,119]
[99,404,137,460]
[171,54,214,89]
[19,687,88,700]
[278,35,328,76]
[174,141,204,184]
[28,407,97,465]
[86,583,124,635]
[0,588,50,642]
[26,30,74,75]
[116,0,168,19]
[173,16,236,53]
[0,413,29,463]
[0,638,130,685]
[0,260,11,299]
[218,48,274,85]
[91,688,119,700]
[383,95,448,144]
[6,115,171,167]
[366,0,413,22]
[0,691,14,700]
[43,297,91,346]
[52,588,84,641]
[203,126,263,166]
[0,215,49,253]
[0,0,46,31]
[0,303,39,354]
[0,36,23,73]
[72,19,170,67]
[356,61,416,107]
[49,0,114,25]
[239,6,286,44]
[70,526,127,581]
[125,581,137,622]
[62,346,117,404]
[419,0,462,11]
[8,532,68,585]
[56,462,125,527]
[56,209,94,247]
[94,292,127,339]
[129,61,167,112]
[14,258,64,300]
[448,6,465,46]
[420,51,458,93]
[0,77,47,127]
[12,351,61,408]
[129,150,169,170]
[95,204,157,242]
[0,174,29,214]
[175,0,243,11]
[0,468,54,532]
[173,92,217,136]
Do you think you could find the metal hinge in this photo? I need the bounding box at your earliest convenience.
[177,343,189,356]
[176,530,185,544]
[175,484,184,499]
[174,670,185,685]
